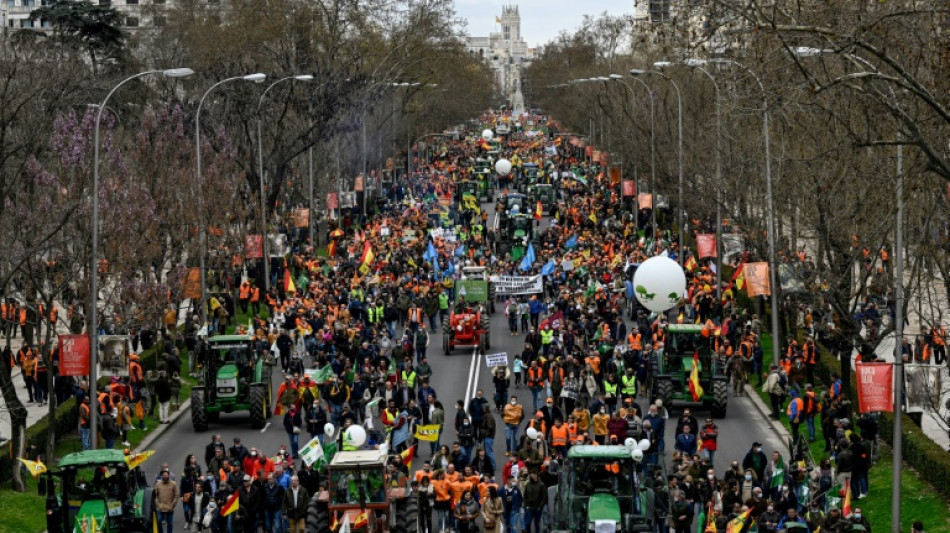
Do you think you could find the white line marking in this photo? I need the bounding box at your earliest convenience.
[261,422,271,433]
[464,345,478,410]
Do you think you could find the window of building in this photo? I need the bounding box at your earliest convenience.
[153,15,165,25]
[98,0,110,5]
[649,0,670,23]
[503,24,510,40]
[125,15,138,26]
[19,18,33,27]
[127,0,138,5]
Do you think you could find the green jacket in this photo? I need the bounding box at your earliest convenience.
[523,479,547,509]
[282,486,310,519]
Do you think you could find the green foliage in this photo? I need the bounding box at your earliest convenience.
[28,0,125,71]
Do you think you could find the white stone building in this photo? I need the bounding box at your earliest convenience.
[466,5,533,111]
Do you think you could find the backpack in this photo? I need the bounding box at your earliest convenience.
[778,372,788,390]
[818,471,833,494]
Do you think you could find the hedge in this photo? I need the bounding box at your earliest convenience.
[0,339,170,483]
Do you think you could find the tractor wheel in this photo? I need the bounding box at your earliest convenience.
[478,335,486,355]
[481,314,491,350]
[656,379,674,410]
[136,487,155,533]
[190,389,208,432]
[710,380,729,418]
[305,494,331,533]
[249,385,268,429]
[649,352,661,400]
[402,494,420,533]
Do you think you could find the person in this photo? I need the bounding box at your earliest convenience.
[764,364,785,419]
[237,474,261,533]
[154,469,179,533]
[523,471,546,533]
[79,395,92,450]
[499,474,523,533]
[99,407,120,449]
[822,507,847,533]
[776,507,810,532]
[482,485,504,533]
[432,471,452,533]
[699,418,718,465]
[757,501,782,533]
[306,401,328,444]
[479,403,497,471]
[155,371,173,424]
[416,477,434,533]
[674,425,697,455]
[180,466,198,527]
[503,395,524,456]
[848,507,871,533]
[262,472,285,533]
[742,442,767,481]
[911,521,925,533]
[284,405,303,459]
[670,490,693,533]
[454,490,480,533]
[458,417,476,464]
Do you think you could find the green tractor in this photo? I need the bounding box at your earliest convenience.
[494,214,536,261]
[651,324,729,417]
[42,449,154,533]
[191,334,274,431]
[473,158,494,201]
[550,446,656,533]
[528,183,556,215]
[456,180,481,210]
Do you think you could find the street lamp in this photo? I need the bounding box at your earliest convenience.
[631,68,684,266]
[90,67,194,448]
[257,75,314,292]
[195,73,266,329]
[607,73,657,236]
[655,60,724,302]
[688,57,780,367]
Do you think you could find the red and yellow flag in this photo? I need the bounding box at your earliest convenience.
[360,241,375,266]
[220,491,240,516]
[725,509,750,533]
[327,240,337,257]
[284,269,296,294]
[685,255,698,272]
[535,200,543,220]
[400,444,416,465]
[354,512,368,529]
[842,478,853,516]
[688,350,704,401]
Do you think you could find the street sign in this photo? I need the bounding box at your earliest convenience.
[485,352,508,368]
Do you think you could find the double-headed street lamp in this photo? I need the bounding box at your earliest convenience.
[90,67,194,448]
[257,75,314,291]
[607,73,657,235]
[195,73,267,328]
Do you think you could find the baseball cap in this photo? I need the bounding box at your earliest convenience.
[243,475,252,482]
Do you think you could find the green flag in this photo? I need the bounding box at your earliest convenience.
[314,364,335,384]
[315,439,337,470]
[696,508,707,533]
[770,456,785,489]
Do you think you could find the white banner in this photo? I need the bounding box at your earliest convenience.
[490,275,543,295]
[485,352,509,368]
[722,234,744,261]
[298,436,324,467]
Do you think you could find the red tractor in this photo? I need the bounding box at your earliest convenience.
[442,303,491,355]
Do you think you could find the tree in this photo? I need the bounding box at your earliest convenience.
[28,0,126,75]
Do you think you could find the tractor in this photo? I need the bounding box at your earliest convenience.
[473,158,495,200]
[494,192,528,234]
[442,302,490,355]
[191,334,274,431]
[306,448,418,533]
[528,183,557,215]
[458,265,496,313]
[494,214,537,261]
[549,445,657,533]
[42,449,154,533]
[522,162,541,188]
[651,324,729,417]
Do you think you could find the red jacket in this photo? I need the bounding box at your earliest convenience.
[699,425,718,451]
[607,417,629,443]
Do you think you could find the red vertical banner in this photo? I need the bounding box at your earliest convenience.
[608,167,621,187]
[637,193,653,209]
[855,363,894,412]
[696,234,718,258]
[622,180,636,197]
[182,267,202,299]
[585,146,594,157]
[326,193,339,210]
[592,151,602,163]
[245,235,263,259]
[58,334,90,377]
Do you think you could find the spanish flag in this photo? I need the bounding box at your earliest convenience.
[220,491,240,516]
[124,450,154,470]
[354,511,369,529]
[688,350,704,401]
[327,240,337,257]
[685,255,698,272]
[400,444,416,465]
[284,268,296,294]
[842,478,853,517]
[360,241,374,266]
[535,200,543,220]
[18,457,47,477]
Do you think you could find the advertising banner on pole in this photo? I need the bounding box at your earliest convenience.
[637,193,653,210]
[743,262,771,297]
[182,267,201,299]
[696,234,717,258]
[326,193,339,210]
[245,235,263,259]
[292,208,310,229]
[904,364,942,413]
[58,334,90,377]
[622,180,636,197]
[855,363,894,413]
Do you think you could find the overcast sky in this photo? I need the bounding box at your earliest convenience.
[454,0,634,48]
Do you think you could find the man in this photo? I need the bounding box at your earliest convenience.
[699,417,719,466]
[230,437,249,465]
[205,434,225,467]
[154,469,179,533]
[742,441,767,481]
[777,507,810,533]
[503,395,524,456]
[282,475,309,533]
[79,395,92,450]
[479,403,497,471]
[526,360,545,411]
[822,507,848,533]
[643,403,666,452]
[848,507,872,533]
[262,472,285,533]
[764,364,786,419]
[803,501,825,531]
[522,471,546,533]
[674,408,698,437]
[237,474,261,533]
[413,324,429,363]
[757,501,782,533]
[499,474,524,533]
[674,424,697,455]
[670,490,693,533]
[787,389,805,445]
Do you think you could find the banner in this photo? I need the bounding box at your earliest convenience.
[268,233,290,258]
[637,193,653,210]
[354,176,364,192]
[292,208,310,229]
[540,311,564,330]
[457,280,488,303]
[585,146,594,157]
[326,193,339,210]
[608,167,621,187]
[696,234,717,259]
[245,235,263,259]
[340,192,356,209]
[778,263,806,293]
[622,180,636,197]
[413,424,441,442]
[592,151,602,163]
[721,234,744,261]
[855,363,894,413]
[743,262,771,297]
[99,335,131,377]
[489,275,543,295]
[58,334,90,377]
[182,267,201,299]
[905,364,942,414]
[485,352,509,367]
[299,436,325,467]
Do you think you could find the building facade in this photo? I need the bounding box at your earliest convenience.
[466,5,533,111]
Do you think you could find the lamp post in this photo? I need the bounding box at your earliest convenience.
[256,75,314,291]
[607,73,657,236]
[691,57,780,366]
[196,73,266,329]
[791,47,905,531]
[90,67,194,448]
[656,60,724,302]
[631,69,684,265]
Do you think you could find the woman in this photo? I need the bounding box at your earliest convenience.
[183,454,202,477]
[416,477,434,533]
[284,405,303,459]
[560,371,580,414]
[154,371,172,424]
[470,447,494,478]
[431,471,452,533]
[453,490,481,533]
[592,406,610,444]
[180,466,198,526]
[481,485,504,533]
[431,445,452,472]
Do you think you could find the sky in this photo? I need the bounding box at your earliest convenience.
[454,0,635,49]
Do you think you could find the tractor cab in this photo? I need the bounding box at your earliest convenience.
[495,214,536,261]
[551,446,655,533]
[652,324,729,417]
[42,449,152,533]
[528,183,556,214]
[191,334,273,431]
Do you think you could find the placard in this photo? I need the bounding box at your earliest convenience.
[99,335,131,377]
[485,352,509,368]
[855,363,894,413]
[354,176,364,192]
[340,192,356,209]
[299,436,325,467]
[293,208,310,229]
[622,180,636,197]
[245,235,263,259]
[268,233,290,258]
[326,193,339,210]
[696,234,717,259]
[637,193,653,210]
[58,334,90,377]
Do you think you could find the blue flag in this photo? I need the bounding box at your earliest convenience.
[455,244,466,257]
[541,260,556,276]
[424,242,438,262]
[519,243,536,271]
[565,235,578,249]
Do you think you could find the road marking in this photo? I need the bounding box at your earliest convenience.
[464,345,479,409]
[261,422,270,433]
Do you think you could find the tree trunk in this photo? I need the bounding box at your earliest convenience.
[0,334,28,492]
[43,313,57,463]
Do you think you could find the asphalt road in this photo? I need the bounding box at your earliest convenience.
[142,204,785,486]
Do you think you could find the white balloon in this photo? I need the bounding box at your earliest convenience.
[495,159,512,176]
[624,438,636,450]
[632,256,687,313]
[343,425,367,448]
[324,423,335,437]
[638,439,651,452]
[526,427,539,440]
[482,129,494,141]
[631,448,644,462]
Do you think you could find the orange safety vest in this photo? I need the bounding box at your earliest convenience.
[1,303,7,321]
[251,287,261,303]
[527,419,547,436]
[550,425,568,446]
[408,307,423,323]
[97,392,111,414]
[239,283,251,300]
[548,367,564,387]
[129,361,143,384]
[803,343,817,364]
[527,368,544,388]
[787,397,804,418]
[627,333,642,351]
[19,308,26,326]
[79,403,91,428]
[566,422,579,442]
